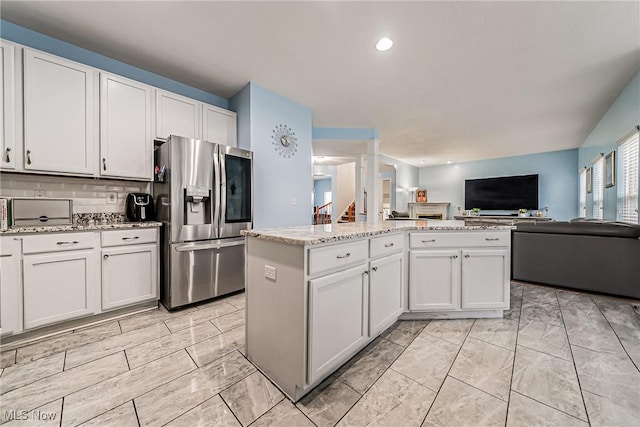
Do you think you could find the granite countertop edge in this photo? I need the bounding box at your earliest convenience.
[242,221,515,246]
[0,221,162,235]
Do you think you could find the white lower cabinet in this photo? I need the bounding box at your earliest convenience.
[409,231,510,313]
[23,249,97,329]
[308,263,369,384]
[102,243,158,310]
[369,252,403,336]
[461,249,509,309]
[410,250,460,311]
[0,237,21,335]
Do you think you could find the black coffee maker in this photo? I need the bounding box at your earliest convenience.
[125,193,155,222]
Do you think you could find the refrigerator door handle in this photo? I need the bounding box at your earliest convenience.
[174,239,245,252]
[213,147,221,237]
[219,149,227,232]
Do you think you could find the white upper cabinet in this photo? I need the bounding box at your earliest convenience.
[0,41,16,170]
[202,103,237,147]
[100,73,153,180]
[23,48,95,175]
[156,89,201,140]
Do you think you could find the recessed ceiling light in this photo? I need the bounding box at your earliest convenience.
[446,160,452,164]
[375,37,393,52]
[420,160,425,164]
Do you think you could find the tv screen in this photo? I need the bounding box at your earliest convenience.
[464,174,539,211]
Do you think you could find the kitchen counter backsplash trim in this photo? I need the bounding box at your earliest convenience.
[242,220,514,246]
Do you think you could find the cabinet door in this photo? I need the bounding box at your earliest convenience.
[409,250,460,311]
[23,49,95,174]
[102,243,158,310]
[202,103,237,147]
[100,73,153,180]
[308,264,368,384]
[156,89,200,140]
[23,250,97,329]
[0,237,21,335]
[369,252,403,336]
[461,249,509,310]
[0,41,15,170]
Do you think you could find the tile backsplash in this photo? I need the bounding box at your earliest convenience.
[0,173,151,214]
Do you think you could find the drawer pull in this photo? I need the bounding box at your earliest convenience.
[122,236,140,241]
[452,255,458,259]
[26,149,32,165]
[336,252,351,259]
[384,242,394,248]
[421,239,436,243]
[5,147,10,163]
[103,254,109,259]
[371,266,378,272]
[485,238,500,241]
[465,254,470,258]
[56,241,79,245]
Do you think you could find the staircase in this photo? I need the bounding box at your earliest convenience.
[338,201,356,223]
[313,202,332,225]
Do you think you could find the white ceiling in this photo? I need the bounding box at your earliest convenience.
[3,1,638,166]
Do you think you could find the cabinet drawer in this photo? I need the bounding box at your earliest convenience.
[22,232,96,254]
[101,228,157,247]
[410,232,508,249]
[370,233,404,259]
[308,240,368,276]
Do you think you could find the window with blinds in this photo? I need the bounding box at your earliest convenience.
[579,168,587,217]
[592,156,604,219]
[618,128,639,223]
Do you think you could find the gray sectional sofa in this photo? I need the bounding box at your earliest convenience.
[512,218,640,299]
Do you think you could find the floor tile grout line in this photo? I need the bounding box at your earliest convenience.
[132,400,142,427]
[556,291,591,427]
[124,349,131,370]
[510,389,589,424]
[505,285,524,426]
[58,396,63,427]
[419,319,476,426]
[448,373,509,403]
[466,332,517,353]
[515,343,572,363]
[389,366,440,394]
[591,298,640,373]
[219,391,248,427]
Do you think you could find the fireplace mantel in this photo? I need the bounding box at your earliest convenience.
[408,202,451,220]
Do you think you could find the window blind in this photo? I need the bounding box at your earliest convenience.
[618,130,639,223]
[579,168,587,216]
[592,157,604,219]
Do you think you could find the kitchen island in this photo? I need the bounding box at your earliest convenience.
[243,220,513,401]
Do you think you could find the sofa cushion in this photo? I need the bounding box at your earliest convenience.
[515,220,640,238]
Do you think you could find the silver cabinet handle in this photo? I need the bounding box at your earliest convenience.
[336,252,351,259]
[5,147,10,163]
[384,242,394,248]
[56,241,79,245]
[26,149,32,165]
[464,254,470,258]
[363,270,369,276]
[451,255,458,259]
[485,238,499,241]
[421,239,436,243]
[371,266,378,272]
[122,236,139,240]
[103,254,109,259]
[103,158,107,171]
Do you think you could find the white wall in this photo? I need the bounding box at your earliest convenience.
[336,163,355,217]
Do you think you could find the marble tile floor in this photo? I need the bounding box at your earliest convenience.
[1,283,639,427]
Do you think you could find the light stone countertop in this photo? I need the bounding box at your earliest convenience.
[242,220,514,246]
[0,221,162,235]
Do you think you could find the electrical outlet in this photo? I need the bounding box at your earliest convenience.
[34,189,46,198]
[106,192,118,204]
[264,265,277,281]
[291,197,296,206]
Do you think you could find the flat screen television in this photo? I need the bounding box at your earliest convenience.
[464,174,539,211]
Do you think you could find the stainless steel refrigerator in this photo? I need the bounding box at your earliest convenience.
[155,135,253,310]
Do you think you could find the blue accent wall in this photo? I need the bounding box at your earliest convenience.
[380,154,419,212]
[230,82,313,229]
[0,20,228,108]
[312,128,379,140]
[314,178,332,207]
[578,71,640,220]
[419,149,579,220]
